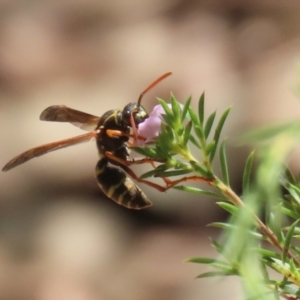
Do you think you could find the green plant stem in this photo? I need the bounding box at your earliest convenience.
[214,179,300,267]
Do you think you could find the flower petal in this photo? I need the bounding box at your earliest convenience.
[136,104,169,145]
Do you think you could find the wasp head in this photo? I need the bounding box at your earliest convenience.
[122,103,148,127]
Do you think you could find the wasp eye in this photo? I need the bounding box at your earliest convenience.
[122,103,136,123]
[135,112,148,124]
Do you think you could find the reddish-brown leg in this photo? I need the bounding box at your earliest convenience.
[105,151,213,192]
[104,151,164,166]
[130,112,139,143]
[120,165,168,192]
[106,129,146,144]
[149,160,172,186]
[120,164,214,192]
[158,175,215,190]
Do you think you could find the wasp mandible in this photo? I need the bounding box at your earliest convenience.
[2,72,172,209]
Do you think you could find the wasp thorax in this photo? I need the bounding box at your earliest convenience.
[122,103,148,127]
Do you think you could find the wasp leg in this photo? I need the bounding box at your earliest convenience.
[117,164,214,192]
[105,150,164,167]
[149,160,173,186]
[118,164,169,192]
[106,129,146,144]
[104,151,213,192]
[102,150,166,192]
[130,112,138,143]
[157,175,215,189]
[95,158,152,209]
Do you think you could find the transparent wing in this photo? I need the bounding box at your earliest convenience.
[40,105,101,131]
[2,130,99,171]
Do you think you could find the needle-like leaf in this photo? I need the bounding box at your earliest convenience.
[181,96,192,121]
[174,186,225,199]
[219,139,230,186]
[209,107,231,162]
[204,111,216,139]
[283,220,299,263]
[242,151,255,194]
[198,92,205,125]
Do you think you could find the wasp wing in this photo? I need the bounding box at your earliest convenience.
[2,131,99,172]
[40,105,100,131]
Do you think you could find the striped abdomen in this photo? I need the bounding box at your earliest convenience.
[95,158,152,209]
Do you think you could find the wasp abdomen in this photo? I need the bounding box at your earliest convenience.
[95,158,152,210]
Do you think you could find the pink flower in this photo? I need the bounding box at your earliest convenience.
[136,104,167,145]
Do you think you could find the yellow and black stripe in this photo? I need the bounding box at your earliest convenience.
[95,158,152,209]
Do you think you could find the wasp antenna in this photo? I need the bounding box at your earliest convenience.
[137,72,172,107]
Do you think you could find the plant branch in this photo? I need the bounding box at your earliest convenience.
[214,179,300,267]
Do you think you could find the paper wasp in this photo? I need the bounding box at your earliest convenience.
[2,72,172,209]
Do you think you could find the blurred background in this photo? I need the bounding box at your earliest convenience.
[1,0,300,299]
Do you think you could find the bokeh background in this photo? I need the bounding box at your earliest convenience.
[1,1,300,299]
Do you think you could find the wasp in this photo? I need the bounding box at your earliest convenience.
[2,72,172,209]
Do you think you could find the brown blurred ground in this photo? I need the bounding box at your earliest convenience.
[1,1,300,299]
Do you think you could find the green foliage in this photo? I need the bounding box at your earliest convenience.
[219,140,230,186]
[242,151,255,195]
[132,92,300,299]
